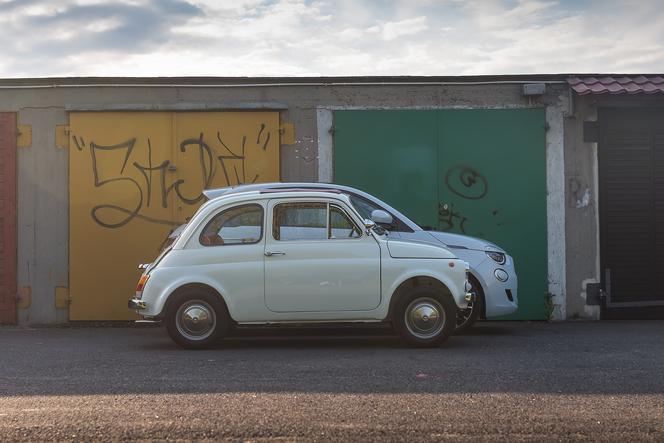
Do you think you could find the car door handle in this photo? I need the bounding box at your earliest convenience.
[265,251,286,257]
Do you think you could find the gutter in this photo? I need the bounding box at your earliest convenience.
[0,80,568,89]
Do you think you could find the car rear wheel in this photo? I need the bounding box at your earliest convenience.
[165,289,229,349]
[394,288,457,347]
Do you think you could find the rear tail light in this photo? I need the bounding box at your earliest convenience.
[135,274,150,298]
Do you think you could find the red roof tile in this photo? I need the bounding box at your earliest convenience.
[568,76,664,95]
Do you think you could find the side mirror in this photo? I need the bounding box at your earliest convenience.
[370,209,393,226]
[364,218,386,236]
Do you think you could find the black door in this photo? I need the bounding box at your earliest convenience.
[599,108,664,318]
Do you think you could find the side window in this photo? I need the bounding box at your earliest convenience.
[273,203,327,241]
[200,204,263,246]
[330,205,361,239]
[273,202,362,241]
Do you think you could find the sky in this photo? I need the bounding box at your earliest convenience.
[0,0,662,78]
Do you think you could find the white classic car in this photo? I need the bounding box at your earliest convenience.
[129,188,472,349]
[204,183,519,331]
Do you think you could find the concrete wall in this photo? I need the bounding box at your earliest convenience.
[563,95,601,319]
[0,79,570,323]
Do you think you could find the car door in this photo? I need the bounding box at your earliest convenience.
[264,198,381,313]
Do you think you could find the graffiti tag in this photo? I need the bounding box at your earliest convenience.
[444,165,488,200]
[73,125,272,228]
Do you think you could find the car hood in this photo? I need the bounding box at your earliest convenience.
[386,238,456,259]
[424,230,505,253]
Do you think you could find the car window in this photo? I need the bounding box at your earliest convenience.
[330,205,361,239]
[273,202,327,241]
[348,195,381,220]
[200,204,263,246]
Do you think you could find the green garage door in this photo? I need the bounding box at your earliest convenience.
[334,109,547,320]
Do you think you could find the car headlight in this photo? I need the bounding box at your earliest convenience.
[486,251,506,265]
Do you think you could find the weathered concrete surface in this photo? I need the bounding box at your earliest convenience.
[16,108,69,324]
[1,321,663,441]
[564,95,601,319]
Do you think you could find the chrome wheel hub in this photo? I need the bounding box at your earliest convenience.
[405,297,446,339]
[176,300,216,341]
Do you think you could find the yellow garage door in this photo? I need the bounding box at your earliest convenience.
[69,112,280,320]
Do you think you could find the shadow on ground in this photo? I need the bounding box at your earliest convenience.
[1,321,663,397]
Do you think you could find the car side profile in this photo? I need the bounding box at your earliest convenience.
[204,182,519,331]
[129,189,472,349]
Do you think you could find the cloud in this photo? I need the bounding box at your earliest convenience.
[0,0,203,75]
[380,16,428,41]
[0,0,662,77]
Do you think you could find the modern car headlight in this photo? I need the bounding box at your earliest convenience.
[486,251,506,265]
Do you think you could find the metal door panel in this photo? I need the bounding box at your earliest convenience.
[437,109,548,320]
[334,109,548,320]
[69,111,279,320]
[599,108,664,309]
[264,199,381,314]
[0,113,17,324]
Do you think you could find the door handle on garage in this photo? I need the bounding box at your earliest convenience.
[265,251,286,257]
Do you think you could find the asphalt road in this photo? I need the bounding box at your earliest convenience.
[1,321,663,442]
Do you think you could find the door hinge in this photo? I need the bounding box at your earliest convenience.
[55,286,71,309]
[17,124,32,148]
[17,286,31,309]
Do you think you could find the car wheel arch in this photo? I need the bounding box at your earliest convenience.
[467,272,486,320]
[162,283,233,322]
[386,275,454,322]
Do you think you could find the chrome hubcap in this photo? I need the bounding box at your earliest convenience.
[176,300,216,341]
[405,297,446,339]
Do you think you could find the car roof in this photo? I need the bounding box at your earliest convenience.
[202,182,421,231]
[203,189,353,207]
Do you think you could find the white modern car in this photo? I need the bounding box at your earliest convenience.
[204,183,519,331]
[129,189,472,349]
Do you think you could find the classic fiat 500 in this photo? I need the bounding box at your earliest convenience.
[129,189,472,349]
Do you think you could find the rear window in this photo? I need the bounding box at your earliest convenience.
[200,204,264,246]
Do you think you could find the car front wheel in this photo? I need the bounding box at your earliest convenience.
[165,290,229,349]
[394,288,457,347]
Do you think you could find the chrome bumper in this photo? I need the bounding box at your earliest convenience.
[128,298,147,310]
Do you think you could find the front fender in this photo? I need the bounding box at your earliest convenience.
[383,259,469,314]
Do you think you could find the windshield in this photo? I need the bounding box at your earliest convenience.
[348,194,417,232]
[348,195,382,220]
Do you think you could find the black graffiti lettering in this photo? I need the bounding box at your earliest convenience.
[438,202,468,234]
[132,138,169,208]
[89,139,144,228]
[444,166,488,200]
[258,123,270,151]
[217,131,251,186]
[79,124,272,228]
[133,159,170,209]
[73,136,86,152]
[170,133,214,205]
